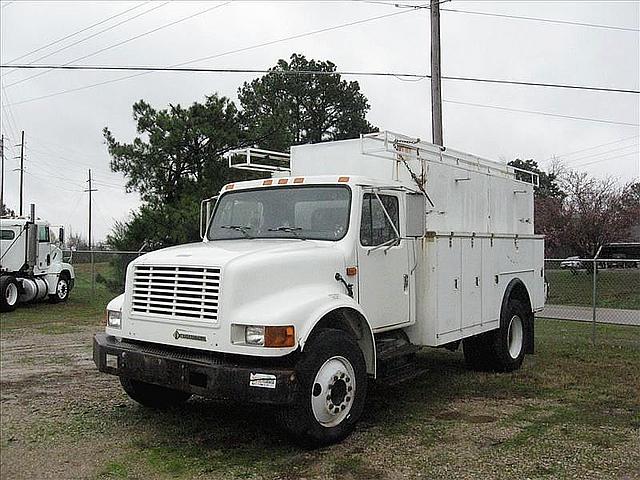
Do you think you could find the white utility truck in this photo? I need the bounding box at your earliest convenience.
[1,204,75,312]
[94,131,545,445]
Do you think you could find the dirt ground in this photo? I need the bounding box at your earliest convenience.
[1,319,639,480]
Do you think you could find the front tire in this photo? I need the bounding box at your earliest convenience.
[49,274,70,303]
[120,377,191,409]
[0,276,19,312]
[278,329,367,446]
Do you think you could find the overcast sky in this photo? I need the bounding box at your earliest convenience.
[1,0,638,242]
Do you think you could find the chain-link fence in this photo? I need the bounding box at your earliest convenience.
[63,249,143,293]
[542,258,640,338]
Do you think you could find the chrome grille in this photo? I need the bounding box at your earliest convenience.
[131,265,220,322]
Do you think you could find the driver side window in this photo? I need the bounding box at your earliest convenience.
[360,194,399,246]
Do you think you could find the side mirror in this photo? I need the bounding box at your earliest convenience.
[58,227,65,245]
[200,195,219,239]
[406,193,426,237]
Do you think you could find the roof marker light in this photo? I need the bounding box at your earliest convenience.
[263,179,273,186]
[277,178,288,185]
[338,176,350,183]
[293,177,304,184]
[225,183,235,190]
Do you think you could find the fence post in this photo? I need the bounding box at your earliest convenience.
[591,257,597,344]
[91,248,95,295]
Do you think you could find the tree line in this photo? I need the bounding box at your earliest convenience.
[94,53,638,263]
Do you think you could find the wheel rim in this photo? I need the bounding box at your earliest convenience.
[311,356,356,428]
[507,315,524,359]
[57,279,68,299]
[5,283,18,306]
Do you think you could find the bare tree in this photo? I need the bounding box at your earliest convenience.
[559,171,639,257]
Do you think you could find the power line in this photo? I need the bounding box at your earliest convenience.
[572,150,639,168]
[562,143,640,164]
[4,2,149,66]
[443,99,639,127]
[23,171,84,193]
[3,63,639,95]
[543,134,640,161]
[0,6,424,106]
[440,7,640,33]
[3,1,168,84]
[362,1,640,32]
[4,2,230,89]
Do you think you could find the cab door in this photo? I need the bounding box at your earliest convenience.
[356,191,410,331]
[36,224,51,274]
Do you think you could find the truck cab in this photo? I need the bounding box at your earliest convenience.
[94,132,544,445]
[1,207,75,312]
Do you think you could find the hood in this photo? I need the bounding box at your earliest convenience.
[135,239,335,268]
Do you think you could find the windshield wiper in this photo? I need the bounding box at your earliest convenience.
[267,226,306,239]
[220,225,252,238]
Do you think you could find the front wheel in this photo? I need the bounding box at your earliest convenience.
[120,377,192,409]
[0,276,19,312]
[49,274,70,303]
[278,329,367,446]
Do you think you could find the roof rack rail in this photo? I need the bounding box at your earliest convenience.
[225,148,290,173]
[361,131,539,187]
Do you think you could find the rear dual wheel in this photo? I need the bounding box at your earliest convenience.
[463,298,529,372]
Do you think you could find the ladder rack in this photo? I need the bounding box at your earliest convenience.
[361,131,539,187]
[225,148,291,173]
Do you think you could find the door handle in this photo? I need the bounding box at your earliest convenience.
[403,274,409,291]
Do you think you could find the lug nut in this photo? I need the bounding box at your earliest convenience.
[346,396,351,402]
[348,386,352,392]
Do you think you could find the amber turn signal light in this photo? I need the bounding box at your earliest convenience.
[346,266,358,276]
[264,326,295,348]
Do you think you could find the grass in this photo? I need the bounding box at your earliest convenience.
[3,319,638,480]
[1,263,639,478]
[0,262,119,332]
[546,268,640,309]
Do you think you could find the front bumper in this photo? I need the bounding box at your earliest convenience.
[93,333,298,405]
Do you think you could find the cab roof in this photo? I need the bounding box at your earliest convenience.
[220,175,407,194]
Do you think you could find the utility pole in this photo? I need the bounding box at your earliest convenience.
[0,134,4,214]
[19,130,25,215]
[85,169,98,293]
[430,0,443,146]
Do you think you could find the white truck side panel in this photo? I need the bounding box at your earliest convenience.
[406,234,544,347]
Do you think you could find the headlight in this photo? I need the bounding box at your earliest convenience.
[107,310,122,329]
[243,325,295,347]
[245,325,265,345]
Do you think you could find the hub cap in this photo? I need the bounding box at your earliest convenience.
[311,356,356,427]
[57,279,68,299]
[5,283,18,306]
[507,314,524,359]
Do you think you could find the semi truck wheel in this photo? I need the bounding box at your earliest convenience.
[120,377,191,409]
[278,329,367,446]
[0,276,19,312]
[463,298,529,372]
[49,273,70,303]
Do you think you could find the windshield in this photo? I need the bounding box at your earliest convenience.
[208,185,351,241]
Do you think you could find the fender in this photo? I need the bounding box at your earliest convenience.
[501,278,534,354]
[298,294,376,377]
